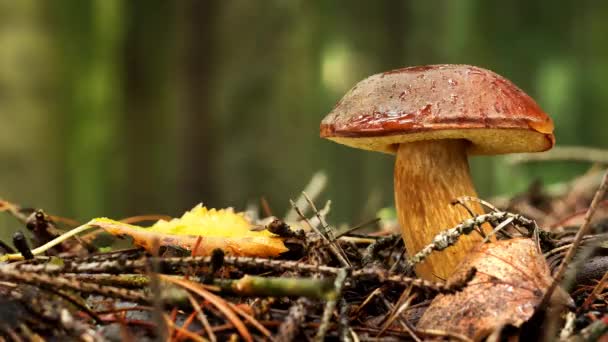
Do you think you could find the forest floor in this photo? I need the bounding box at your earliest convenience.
[0,165,607,341]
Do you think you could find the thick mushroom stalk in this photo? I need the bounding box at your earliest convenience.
[394,139,491,281]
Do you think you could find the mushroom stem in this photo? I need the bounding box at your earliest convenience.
[394,139,492,281]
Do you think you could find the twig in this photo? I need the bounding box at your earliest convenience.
[354,288,383,316]
[304,193,333,240]
[284,171,327,221]
[0,199,28,222]
[14,254,473,293]
[0,268,148,302]
[186,293,217,342]
[290,199,350,267]
[0,222,95,261]
[12,231,34,260]
[559,311,576,340]
[379,285,420,341]
[216,275,335,299]
[506,146,608,165]
[147,238,168,341]
[540,168,608,309]
[13,255,347,275]
[580,269,608,311]
[339,299,353,342]
[276,298,309,342]
[308,199,332,230]
[567,316,608,342]
[481,216,515,243]
[406,212,538,267]
[335,218,381,238]
[362,235,401,266]
[303,193,351,266]
[315,268,348,342]
[450,199,487,237]
[455,196,500,212]
[550,200,608,229]
[227,302,273,340]
[159,275,253,342]
[164,314,206,342]
[389,249,407,273]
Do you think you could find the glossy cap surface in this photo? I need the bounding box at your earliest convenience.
[320,64,554,154]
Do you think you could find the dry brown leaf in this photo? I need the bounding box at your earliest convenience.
[417,238,570,341]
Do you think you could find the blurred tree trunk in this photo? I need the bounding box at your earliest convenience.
[174,0,219,209]
[55,0,124,219]
[212,2,326,215]
[579,1,608,150]
[122,0,177,215]
[0,0,58,239]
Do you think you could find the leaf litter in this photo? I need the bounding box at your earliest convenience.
[0,164,607,340]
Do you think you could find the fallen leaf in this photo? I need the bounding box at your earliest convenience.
[91,204,288,257]
[417,238,570,341]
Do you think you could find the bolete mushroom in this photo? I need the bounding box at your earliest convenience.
[320,64,554,281]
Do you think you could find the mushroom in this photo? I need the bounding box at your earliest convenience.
[320,64,554,281]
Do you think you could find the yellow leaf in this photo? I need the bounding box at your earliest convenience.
[91,204,288,257]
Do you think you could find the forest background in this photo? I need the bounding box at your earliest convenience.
[1,1,606,239]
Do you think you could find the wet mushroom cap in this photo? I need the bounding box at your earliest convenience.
[320,64,555,154]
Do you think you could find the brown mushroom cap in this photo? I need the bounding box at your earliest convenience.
[320,64,555,155]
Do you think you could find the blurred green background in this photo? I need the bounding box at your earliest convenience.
[1,0,606,235]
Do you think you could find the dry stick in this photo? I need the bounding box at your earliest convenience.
[0,222,95,261]
[44,287,103,324]
[354,288,383,316]
[506,146,608,165]
[406,212,537,267]
[290,199,350,267]
[21,256,470,293]
[164,314,206,342]
[217,275,335,299]
[0,268,148,302]
[379,285,421,341]
[543,235,605,259]
[379,285,412,333]
[303,193,332,239]
[559,311,577,340]
[303,192,351,266]
[314,268,348,342]
[540,168,608,309]
[227,302,273,340]
[276,298,309,342]
[451,200,487,238]
[580,269,608,311]
[569,316,608,342]
[362,234,401,266]
[0,199,28,222]
[389,249,407,273]
[338,299,354,342]
[284,171,327,222]
[159,275,253,342]
[455,196,500,213]
[382,295,421,342]
[550,200,608,229]
[186,293,217,342]
[147,238,168,342]
[481,216,515,243]
[14,254,347,275]
[309,199,332,230]
[335,217,381,238]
